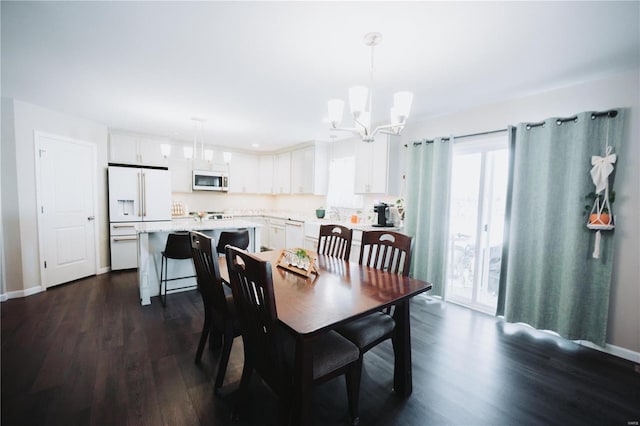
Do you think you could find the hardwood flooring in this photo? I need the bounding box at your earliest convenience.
[2,270,639,425]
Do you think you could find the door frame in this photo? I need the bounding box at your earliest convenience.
[34,131,100,289]
[446,134,508,314]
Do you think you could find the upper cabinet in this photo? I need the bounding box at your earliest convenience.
[109,132,169,167]
[228,152,259,194]
[273,152,291,194]
[354,134,401,195]
[258,155,274,194]
[169,154,193,193]
[290,143,328,195]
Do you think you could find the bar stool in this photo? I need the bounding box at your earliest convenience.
[216,229,250,255]
[160,232,197,307]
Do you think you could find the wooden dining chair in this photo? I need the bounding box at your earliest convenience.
[190,231,241,395]
[225,246,362,425]
[317,224,353,261]
[337,230,413,375]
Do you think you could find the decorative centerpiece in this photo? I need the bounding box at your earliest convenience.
[276,248,319,278]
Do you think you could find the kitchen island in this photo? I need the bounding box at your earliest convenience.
[137,219,262,306]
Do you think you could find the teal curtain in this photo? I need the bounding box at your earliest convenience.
[501,110,624,347]
[404,138,453,296]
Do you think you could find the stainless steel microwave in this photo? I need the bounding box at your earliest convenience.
[192,170,228,191]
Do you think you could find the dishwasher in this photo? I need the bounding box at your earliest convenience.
[285,220,305,249]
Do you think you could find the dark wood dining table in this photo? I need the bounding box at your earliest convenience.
[219,250,432,425]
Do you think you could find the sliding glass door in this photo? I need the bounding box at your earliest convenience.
[446,135,508,313]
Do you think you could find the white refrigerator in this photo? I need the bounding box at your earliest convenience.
[108,165,171,270]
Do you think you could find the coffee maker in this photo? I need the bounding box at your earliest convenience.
[372,203,394,227]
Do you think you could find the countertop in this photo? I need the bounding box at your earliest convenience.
[135,218,263,234]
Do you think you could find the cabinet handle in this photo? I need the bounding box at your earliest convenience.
[142,172,147,217]
[138,172,143,217]
[113,236,138,242]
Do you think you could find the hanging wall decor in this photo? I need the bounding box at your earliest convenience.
[586,132,617,259]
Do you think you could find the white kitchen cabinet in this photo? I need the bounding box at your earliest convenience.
[303,236,318,252]
[349,230,364,263]
[109,132,169,167]
[285,220,304,248]
[169,155,193,193]
[354,134,401,195]
[268,218,286,249]
[228,152,259,194]
[192,148,227,171]
[258,155,274,194]
[273,152,291,194]
[290,143,328,195]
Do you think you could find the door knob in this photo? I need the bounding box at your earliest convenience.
[87,216,95,221]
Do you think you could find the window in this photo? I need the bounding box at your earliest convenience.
[446,134,508,313]
[326,156,363,209]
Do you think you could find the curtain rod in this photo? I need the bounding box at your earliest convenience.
[405,127,508,147]
[525,109,618,130]
[405,109,619,145]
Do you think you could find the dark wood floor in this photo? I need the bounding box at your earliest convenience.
[2,270,639,426]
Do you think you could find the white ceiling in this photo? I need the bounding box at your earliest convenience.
[2,1,639,151]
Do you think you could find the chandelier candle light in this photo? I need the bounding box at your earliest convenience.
[327,32,414,142]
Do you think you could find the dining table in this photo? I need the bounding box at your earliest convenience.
[219,249,432,425]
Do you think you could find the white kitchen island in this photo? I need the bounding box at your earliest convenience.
[136,219,262,306]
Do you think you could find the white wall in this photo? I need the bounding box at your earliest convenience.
[1,98,109,293]
[398,69,640,353]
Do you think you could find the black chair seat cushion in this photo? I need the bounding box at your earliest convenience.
[282,329,359,380]
[336,312,395,349]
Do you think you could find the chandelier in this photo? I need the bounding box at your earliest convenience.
[327,32,414,143]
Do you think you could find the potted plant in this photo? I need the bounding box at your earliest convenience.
[315,206,325,219]
[584,191,615,225]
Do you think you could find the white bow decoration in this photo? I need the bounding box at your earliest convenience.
[590,146,616,194]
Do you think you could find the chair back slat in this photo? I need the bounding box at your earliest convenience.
[317,224,353,261]
[190,232,229,314]
[225,246,284,384]
[359,231,413,276]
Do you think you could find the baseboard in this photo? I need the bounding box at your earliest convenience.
[97,266,111,275]
[577,340,640,364]
[0,285,44,302]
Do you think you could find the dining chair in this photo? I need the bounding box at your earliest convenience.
[317,224,353,261]
[159,231,197,307]
[225,245,362,425]
[216,229,250,255]
[336,230,413,376]
[190,231,241,394]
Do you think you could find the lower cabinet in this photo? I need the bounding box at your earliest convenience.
[303,237,318,252]
[285,220,304,249]
[268,218,286,250]
[349,230,363,263]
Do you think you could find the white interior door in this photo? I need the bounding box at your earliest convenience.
[36,132,97,288]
